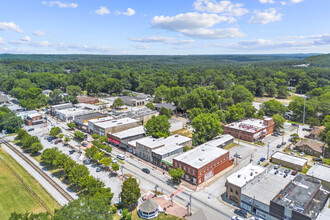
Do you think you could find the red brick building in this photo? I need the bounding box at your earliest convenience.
[25,113,43,126]
[223,118,274,142]
[172,143,233,185]
[77,96,99,104]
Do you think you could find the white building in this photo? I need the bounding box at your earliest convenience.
[56,108,90,122]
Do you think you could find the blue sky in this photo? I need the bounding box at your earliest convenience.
[0,0,329,55]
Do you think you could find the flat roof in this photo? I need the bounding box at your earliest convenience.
[27,113,43,118]
[227,164,266,187]
[152,144,183,156]
[51,103,72,108]
[162,152,185,166]
[307,164,330,183]
[224,118,268,133]
[200,134,234,147]
[89,116,113,123]
[154,103,176,111]
[174,144,229,169]
[271,152,308,167]
[243,172,291,205]
[137,134,191,149]
[111,126,145,139]
[94,117,138,129]
[74,112,106,121]
[56,108,89,116]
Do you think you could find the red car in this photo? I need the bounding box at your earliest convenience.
[291,170,297,176]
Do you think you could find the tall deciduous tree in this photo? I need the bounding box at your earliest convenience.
[273,114,285,131]
[192,113,222,145]
[232,85,254,104]
[169,168,184,184]
[262,99,286,116]
[121,178,141,211]
[49,126,61,137]
[144,115,171,138]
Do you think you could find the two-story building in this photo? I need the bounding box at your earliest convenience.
[25,113,43,126]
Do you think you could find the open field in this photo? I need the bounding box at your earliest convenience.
[0,147,60,219]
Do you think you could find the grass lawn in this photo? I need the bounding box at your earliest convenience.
[172,129,193,138]
[224,143,238,150]
[0,147,60,219]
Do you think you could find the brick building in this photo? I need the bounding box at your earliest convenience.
[77,96,99,104]
[173,143,232,185]
[223,118,274,142]
[25,113,43,126]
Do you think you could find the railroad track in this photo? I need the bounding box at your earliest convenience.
[3,141,74,203]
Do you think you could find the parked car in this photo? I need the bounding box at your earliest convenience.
[291,150,296,155]
[54,140,59,144]
[112,158,117,163]
[84,159,91,164]
[27,128,34,132]
[304,135,312,138]
[276,144,282,148]
[142,168,150,174]
[69,150,75,154]
[234,209,247,218]
[291,170,297,176]
[234,153,242,159]
[117,154,125,160]
[313,158,322,162]
[96,167,101,172]
[274,165,280,169]
[284,169,290,174]
[291,123,298,126]
[274,170,279,175]
[284,173,288,178]
[232,216,244,220]
[260,157,265,162]
[299,152,305,156]
[281,142,286,146]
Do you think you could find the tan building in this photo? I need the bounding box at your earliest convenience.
[270,152,308,171]
[93,117,140,137]
[295,139,323,157]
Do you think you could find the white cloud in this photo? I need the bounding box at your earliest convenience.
[42,1,78,8]
[133,44,149,49]
[0,21,23,33]
[182,28,244,39]
[152,12,229,32]
[94,6,110,15]
[130,36,175,43]
[259,0,275,4]
[0,37,5,44]
[21,36,31,42]
[194,0,248,16]
[166,40,195,45]
[281,1,287,5]
[33,30,46,36]
[291,0,303,3]
[249,8,283,24]
[123,8,135,16]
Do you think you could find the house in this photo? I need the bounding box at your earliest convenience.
[223,118,274,142]
[0,94,9,104]
[51,103,73,115]
[107,126,146,152]
[25,113,43,126]
[42,89,52,97]
[295,139,323,157]
[92,117,140,137]
[309,126,325,140]
[154,103,177,112]
[270,152,308,171]
[77,96,99,104]
[121,96,145,107]
[173,142,232,185]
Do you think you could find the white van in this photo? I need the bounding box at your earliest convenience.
[116,154,125,160]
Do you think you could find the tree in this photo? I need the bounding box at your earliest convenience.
[41,147,60,165]
[255,109,265,119]
[69,164,89,185]
[74,131,84,141]
[113,98,124,109]
[30,142,43,154]
[265,82,277,97]
[67,123,76,130]
[9,211,50,220]
[15,129,28,140]
[21,135,39,149]
[111,162,120,172]
[277,86,289,99]
[232,85,254,104]
[169,168,184,184]
[64,136,70,144]
[226,104,246,123]
[154,85,169,102]
[240,102,257,118]
[145,102,155,110]
[290,133,299,142]
[49,89,63,104]
[262,99,286,116]
[121,178,141,211]
[53,153,69,168]
[49,127,61,137]
[144,115,171,138]
[273,114,285,131]
[183,146,190,152]
[192,113,222,145]
[92,134,100,139]
[99,136,108,143]
[86,145,99,158]
[66,85,82,96]
[307,117,321,127]
[93,151,105,162]
[159,107,172,118]
[189,108,203,120]
[99,157,111,168]
[58,133,64,139]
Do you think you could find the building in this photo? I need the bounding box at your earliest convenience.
[109,107,158,123]
[295,139,323,157]
[0,94,9,104]
[306,164,330,184]
[226,164,267,204]
[92,117,140,137]
[51,103,73,115]
[42,89,52,97]
[74,113,107,130]
[223,118,274,142]
[74,103,102,111]
[309,126,325,140]
[77,96,99,104]
[107,125,146,151]
[201,134,234,148]
[169,118,183,132]
[135,135,192,162]
[88,116,113,133]
[173,142,232,185]
[269,174,329,220]
[25,113,43,126]
[16,110,38,120]
[188,209,218,220]
[271,152,308,171]
[56,108,90,122]
[137,198,159,219]
[121,96,145,107]
[154,103,177,112]
[152,142,185,165]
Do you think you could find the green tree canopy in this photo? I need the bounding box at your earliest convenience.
[144,115,171,138]
[113,98,124,109]
[49,127,61,137]
[272,114,285,131]
[121,178,141,211]
[169,168,184,184]
[261,99,286,116]
[191,113,222,145]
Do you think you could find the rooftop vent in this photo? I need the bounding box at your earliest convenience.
[238,174,241,178]
[199,158,204,161]
[250,172,253,176]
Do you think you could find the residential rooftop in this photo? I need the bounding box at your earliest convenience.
[226,164,267,187]
[111,125,145,139]
[271,152,308,167]
[94,117,139,129]
[306,164,330,183]
[224,118,269,133]
[174,143,229,169]
[296,139,323,153]
[243,172,291,205]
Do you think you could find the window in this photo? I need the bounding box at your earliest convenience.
[204,167,205,172]
[193,170,195,175]
[200,170,201,175]
[230,188,233,192]
[199,178,202,183]
[188,168,191,173]
[175,162,177,167]
[183,166,186,171]
[211,164,213,168]
[179,164,182,168]
[235,190,238,195]
[214,161,216,166]
[207,165,209,170]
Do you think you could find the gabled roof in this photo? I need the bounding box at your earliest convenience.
[188,209,218,220]
[138,199,158,213]
[296,139,323,153]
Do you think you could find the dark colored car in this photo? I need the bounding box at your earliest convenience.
[96,167,101,172]
[284,169,290,174]
[260,157,265,162]
[284,173,288,178]
[27,128,34,132]
[84,159,91,164]
[281,142,286,146]
[142,168,150,174]
[55,140,59,144]
[69,150,75,154]
[234,209,247,218]
[276,144,282,148]
[291,170,297,176]
[313,158,322,162]
[292,123,298,126]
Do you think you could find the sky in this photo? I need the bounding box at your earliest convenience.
[0,0,330,55]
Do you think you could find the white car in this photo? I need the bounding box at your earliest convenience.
[232,216,244,220]
[299,152,305,156]
[112,158,117,163]
[117,154,125,160]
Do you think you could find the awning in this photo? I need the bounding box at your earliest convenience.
[161,160,172,166]
[108,138,120,145]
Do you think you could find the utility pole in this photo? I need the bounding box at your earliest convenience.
[303,96,306,124]
[267,142,270,159]
[189,193,192,216]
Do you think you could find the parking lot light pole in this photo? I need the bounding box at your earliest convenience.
[267,142,270,159]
